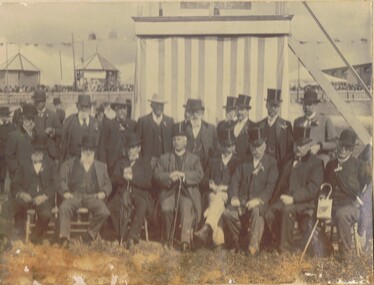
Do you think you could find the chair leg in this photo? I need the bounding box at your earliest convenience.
[144,218,149,242]
[353,223,362,257]
[25,214,31,244]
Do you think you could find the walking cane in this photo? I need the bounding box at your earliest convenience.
[300,183,332,262]
[169,177,182,247]
[119,182,130,245]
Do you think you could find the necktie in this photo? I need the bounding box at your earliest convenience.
[83,119,88,128]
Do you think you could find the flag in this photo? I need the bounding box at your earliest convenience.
[134,36,289,124]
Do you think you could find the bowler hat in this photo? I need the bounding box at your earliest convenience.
[236,94,251,109]
[185,99,204,112]
[0,106,10,117]
[183,98,193,109]
[80,135,96,149]
[53,97,62,105]
[22,104,37,119]
[32,90,47,102]
[111,97,131,109]
[218,127,236,146]
[172,122,187,137]
[32,134,48,151]
[293,126,313,146]
[76,94,92,107]
[148,93,167,104]
[223,96,237,110]
[265,89,282,104]
[248,126,266,147]
[300,89,320,104]
[125,133,142,148]
[338,129,357,146]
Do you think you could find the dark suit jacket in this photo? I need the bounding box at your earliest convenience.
[235,119,255,159]
[229,154,278,207]
[98,117,137,173]
[34,108,62,159]
[0,122,17,159]
[12,156,58,199]
[56,109,66,125]
[137,113,174,160]
[257,116,293,170]
[154,151,204,223]
[12,108,23,127]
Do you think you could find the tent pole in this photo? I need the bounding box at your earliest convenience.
[5,41,9,96]
[59,49,63,83]
[72,33,77,91]
[302,2,372,99]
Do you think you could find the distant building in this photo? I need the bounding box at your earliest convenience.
[75,53,119,91]
[0,53,40,91]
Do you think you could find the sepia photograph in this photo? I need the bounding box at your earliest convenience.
[0,1,372,284]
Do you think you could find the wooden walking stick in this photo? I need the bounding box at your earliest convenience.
[169,178,182,247]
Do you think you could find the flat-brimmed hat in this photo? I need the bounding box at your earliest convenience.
[32,90,47,103]
[32,134,48,151]
[172,122,187,137]
[148,93,167,104]
[293,126,313,146]
[223,96,237,110]
[185,99,205,112]
[183,98,193,109]
[300,90,320,105]
[80,135,96,150]
[125,133,142,148]
[248,126,266,147]
[111,97,131,109]
[0,106,11,117]
[53,97,62,105]
[236,94,251,109]
[266,89,282,104]
[338,129,357,147]
[22,104,37,120]
[76,94,92,107]
[218,127,236,146]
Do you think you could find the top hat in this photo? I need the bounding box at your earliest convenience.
[53,97,62,105]
[248,126,266,147]
[223,96,237,110]
[266,89,282,104]
[338,129,357,146]
[218,127,236,146]
[80,135,96,150]
[293,126,313,146]
[236,94,251,109]
[148,93,167,104]
[22,104,37,120]
[76,94,92,107]
[300,90,320,104]
[111,97,131,110]
[172,122,187,137]
[32,90,47,102]
[185,99,205,112]
[0,106,11,117]
[32,134,48,151]
[125,133,142,148]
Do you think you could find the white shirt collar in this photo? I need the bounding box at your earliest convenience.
[306,112,317,121]
[221,153,232,166]
[78,115,90,126]
[253,155,264,168]
[267,115,278,127]
[33,161,42,174]
[152,112,163,125]
[234,117,248,137]
[175,149,186,157]
[338,155,350,165]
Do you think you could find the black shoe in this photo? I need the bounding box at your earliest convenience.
[182,242,190,253]
[59,237,70,248]
[194,224,213,244]
[127,238,135,250]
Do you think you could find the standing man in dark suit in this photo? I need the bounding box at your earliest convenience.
[293,89,337,166]
[12,100,26,127]
[265,126,324,252]
[33,90,62,161]
[137,93,174,170]
[324,129,372,261]
[5,104,37,180]
[60,94,99,161]
[98,97,137,177]
[0,107,17,196]
[0,134,58,244]
[233,94,255,159]
[217,96,237,132]
[185,99,218,170]
[109,133,153,249]
[53,97,65,125]
[223,126,278,254]
[154,122,204,252]
[257,89,293,171]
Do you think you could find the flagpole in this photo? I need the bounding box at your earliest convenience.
[71,33,77,91]
[5,41,9,95]
[59,49,63,84]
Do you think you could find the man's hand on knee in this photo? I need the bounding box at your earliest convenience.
[34,194,48,206]
[63,192,73,200]
[18,192,32,203]
[95,191,106,200]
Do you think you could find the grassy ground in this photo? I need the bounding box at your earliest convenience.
[0,238,373,285]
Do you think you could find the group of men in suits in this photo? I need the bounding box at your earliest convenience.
[0,88,371,262]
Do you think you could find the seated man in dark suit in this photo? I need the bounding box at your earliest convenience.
[109,133,153,249]
[0,134,58,244]
[58,135,112,245]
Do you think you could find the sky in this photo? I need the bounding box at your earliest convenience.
[0,1,372,85]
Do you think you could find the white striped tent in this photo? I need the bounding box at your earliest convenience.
[133,16,292,124]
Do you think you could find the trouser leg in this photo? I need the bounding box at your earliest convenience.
[179,196,194,244]
[128,194,148,241]
[248,207,264,252]
[206,192,227,246]
[280,204,297,251]
[59,197,81,239]
[31,200,53,241]
[107,194,121,237]
[160,194,175,242]
[0,198,29,238]
[222,207,241,249]
[83,196,110,238]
